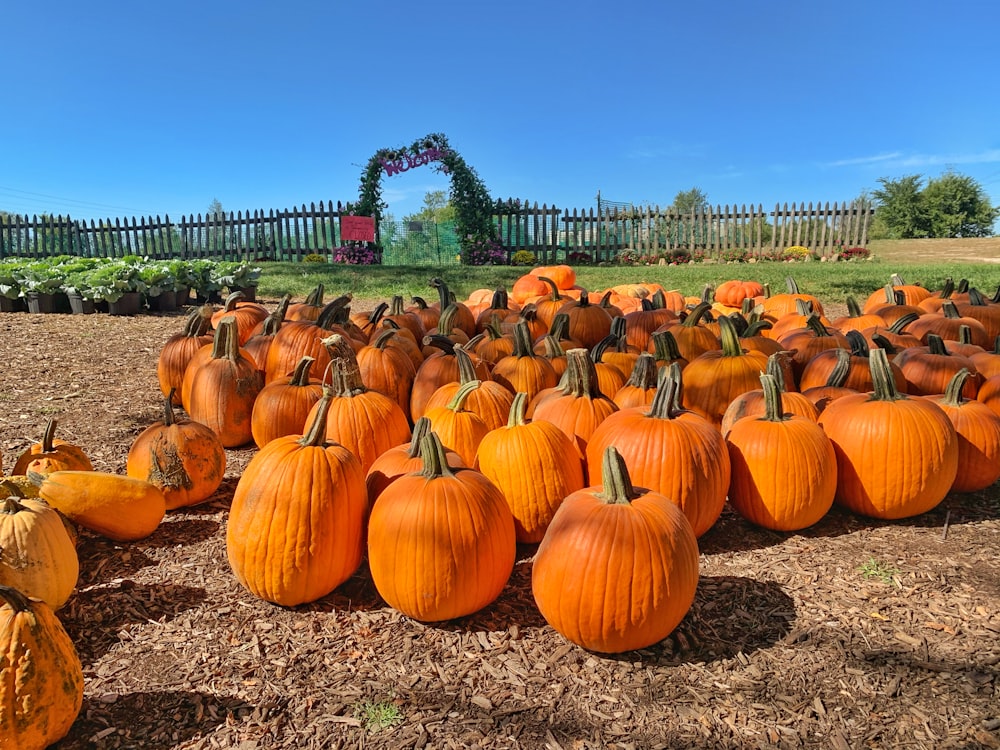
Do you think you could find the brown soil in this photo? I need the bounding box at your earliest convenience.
[1,304,998,750]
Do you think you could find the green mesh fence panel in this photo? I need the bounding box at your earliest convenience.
[378,219,463,266]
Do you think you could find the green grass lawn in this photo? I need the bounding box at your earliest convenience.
[256,257,1000,306]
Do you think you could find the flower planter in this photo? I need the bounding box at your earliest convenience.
[146,290,177,312]
[228,285,257,302]
[0,297,24,313]
[67,293,96,315]
[107,292,142,316]
[175,287,192,306]
[26,292,58,314]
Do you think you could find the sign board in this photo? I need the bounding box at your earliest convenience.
[341,215,376,243]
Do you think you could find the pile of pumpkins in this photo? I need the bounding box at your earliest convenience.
[5,266,1000,746]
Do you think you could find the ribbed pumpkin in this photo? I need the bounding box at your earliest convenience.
[284,283,326,321]
[156,305,214,404]
[304,334,411,473]
[12,418,93,476]
[367,431,516,622]
[210,291,269,345]
[356,328,418,416]
[0,490,79,609]
[817,349,958,519]
[585,363,730,537]
[127,392,227,509]
[681,315,770,427]
[242,294,291,371]
[365,417,465,507]
[263,295,354,384]
[725,373,837,530]
[422,380,490,466]
[429,277,477,337]
[556,290,615,350]
[720,353,819,436]
[923,368,1000,493]
[0,584,84,750]
[894,333,982,397]
[530,348,619,469]
[490,319,559,403]
[800,349,861,415]
[475,392,586,543]
[30,470,166,541]
[613,353,660,410]
[182,316,263,447]
[422,346,514,432]
[410,335,491,423]
[797,330,907,394]
[226,394,367,606]
[531,446,699,654]
[249,356,325,448]
[652,302,720,362]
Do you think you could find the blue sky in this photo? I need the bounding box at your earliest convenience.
[3,0,999,225]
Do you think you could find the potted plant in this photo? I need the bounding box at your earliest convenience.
[15,258,70,313]
[165,259,199,306]
[59,257,102,314]
[81,260,147,315]
[0,259,25,312]
[213,261,262,301]
[187,259,222,303]
[137,260,177,312]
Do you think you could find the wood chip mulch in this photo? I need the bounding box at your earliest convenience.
[1,305,998,750]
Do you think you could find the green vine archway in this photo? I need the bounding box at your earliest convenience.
[348,133,502,264]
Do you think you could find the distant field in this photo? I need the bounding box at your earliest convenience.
[870,237,1000,263]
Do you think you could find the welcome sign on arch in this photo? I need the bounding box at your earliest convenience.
[349,133,501,263]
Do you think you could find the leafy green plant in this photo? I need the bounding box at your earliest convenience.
[352,698,402,732]
[859,557,900,585]
[511,249,536,266]
[212,261,262,289]
[303,253,327,263]
[0,259,23,299]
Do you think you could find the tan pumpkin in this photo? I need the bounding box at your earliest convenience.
[0,490,79,609]
[0,584,84,750]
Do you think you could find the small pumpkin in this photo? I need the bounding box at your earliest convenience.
[0,489,79,609]
[0,584,84,750]
[127,391,227,509]
[12,418,93,476]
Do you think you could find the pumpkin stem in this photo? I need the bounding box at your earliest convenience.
[926,334,950,356]
[162,392,178,426]
[936,277,954,300]
[418,431,457,480]
[222,291,245,311]
[887,312,919,335]
[559,349,606,398]
[624,353,659,391]
[303,283,325,307]
[765,353,791,391]
[846,296,863,317]
[506,391,529,428]
[538,277,563,303]
[596,446,638,505]
[846,330,870,358]
[430,277,454,311]
[288,356,317,387]
[407,417,434,459]
[298,393,334,448]
[510,319,535,358]
[445,379,480,411]
[785,277,801,294]
[650,330,684,366]
[40,417,58,453]
[547,312,572,341]
[682,302,712,328]
[869,348,904,402]
[1,494,26,514]
[647,362,684,420]
[941,300,962,319]
[183,305,215,337]
[453,345,479,384]
[321,334,367,396]
[210,317,239,361]
[942,368,972,407]
[0,584,32,614]
[759,373,787,423]
[822,348,852,387]
[422,334,458,356]
[718,315,744,357]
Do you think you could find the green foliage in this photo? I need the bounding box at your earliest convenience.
[872,171,998,239]
[352,699,402,732]
[670,187,710,214]
[405,190,456,224]
[858,558,900,586]
[303,253,327,263]
[351,133,499,262]
[511,249,536,266]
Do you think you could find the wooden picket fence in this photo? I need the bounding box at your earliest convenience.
[0,199,872,265]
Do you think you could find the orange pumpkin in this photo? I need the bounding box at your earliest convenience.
[531,446,699,653]
[12,418,93,476]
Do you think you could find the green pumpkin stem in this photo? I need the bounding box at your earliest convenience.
[418,431,457,479]
[846,296,863,317]
[625,353,658,390]
[560,349,605,398]
[823,348,852,388]
[760,373,787,422]
[288,356,317,387]
[648,362,684,420]
[926,334,950,356]
[445,379,480,411]
[718,315,744,357]
[682,302,712,328]
[506,391,529,428]
[869,348,904,402]
[650,330,684,365]
[222,291,246,311]
[407,417,433,459]
[304,283,325,307]
[597,446,638,505]
[298,393,333,448]
[511,319,535,358]
[942,368,972,407]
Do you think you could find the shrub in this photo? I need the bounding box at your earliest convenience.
[839,246,870,261]
[303,253,327,263]
[332,242,381,265]
[783,245,811,261]
[511,249,536,266]
[565,251,593,265]
[720,248,750,263]
[462,237,507,266]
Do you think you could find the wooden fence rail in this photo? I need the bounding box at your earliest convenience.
[1,199,871,265]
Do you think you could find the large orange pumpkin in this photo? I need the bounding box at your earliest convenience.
[817,349,958,519]
[531,446,699,653]
[226,394,367,606]
[367,431,516,622]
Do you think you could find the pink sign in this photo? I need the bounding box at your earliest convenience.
[341,215,376,243]
[379,147,450,177]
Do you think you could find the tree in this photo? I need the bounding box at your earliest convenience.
[922,170,999,238]
[670,188,710,214]
[404,190,456,224]
[871,172,997,239]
